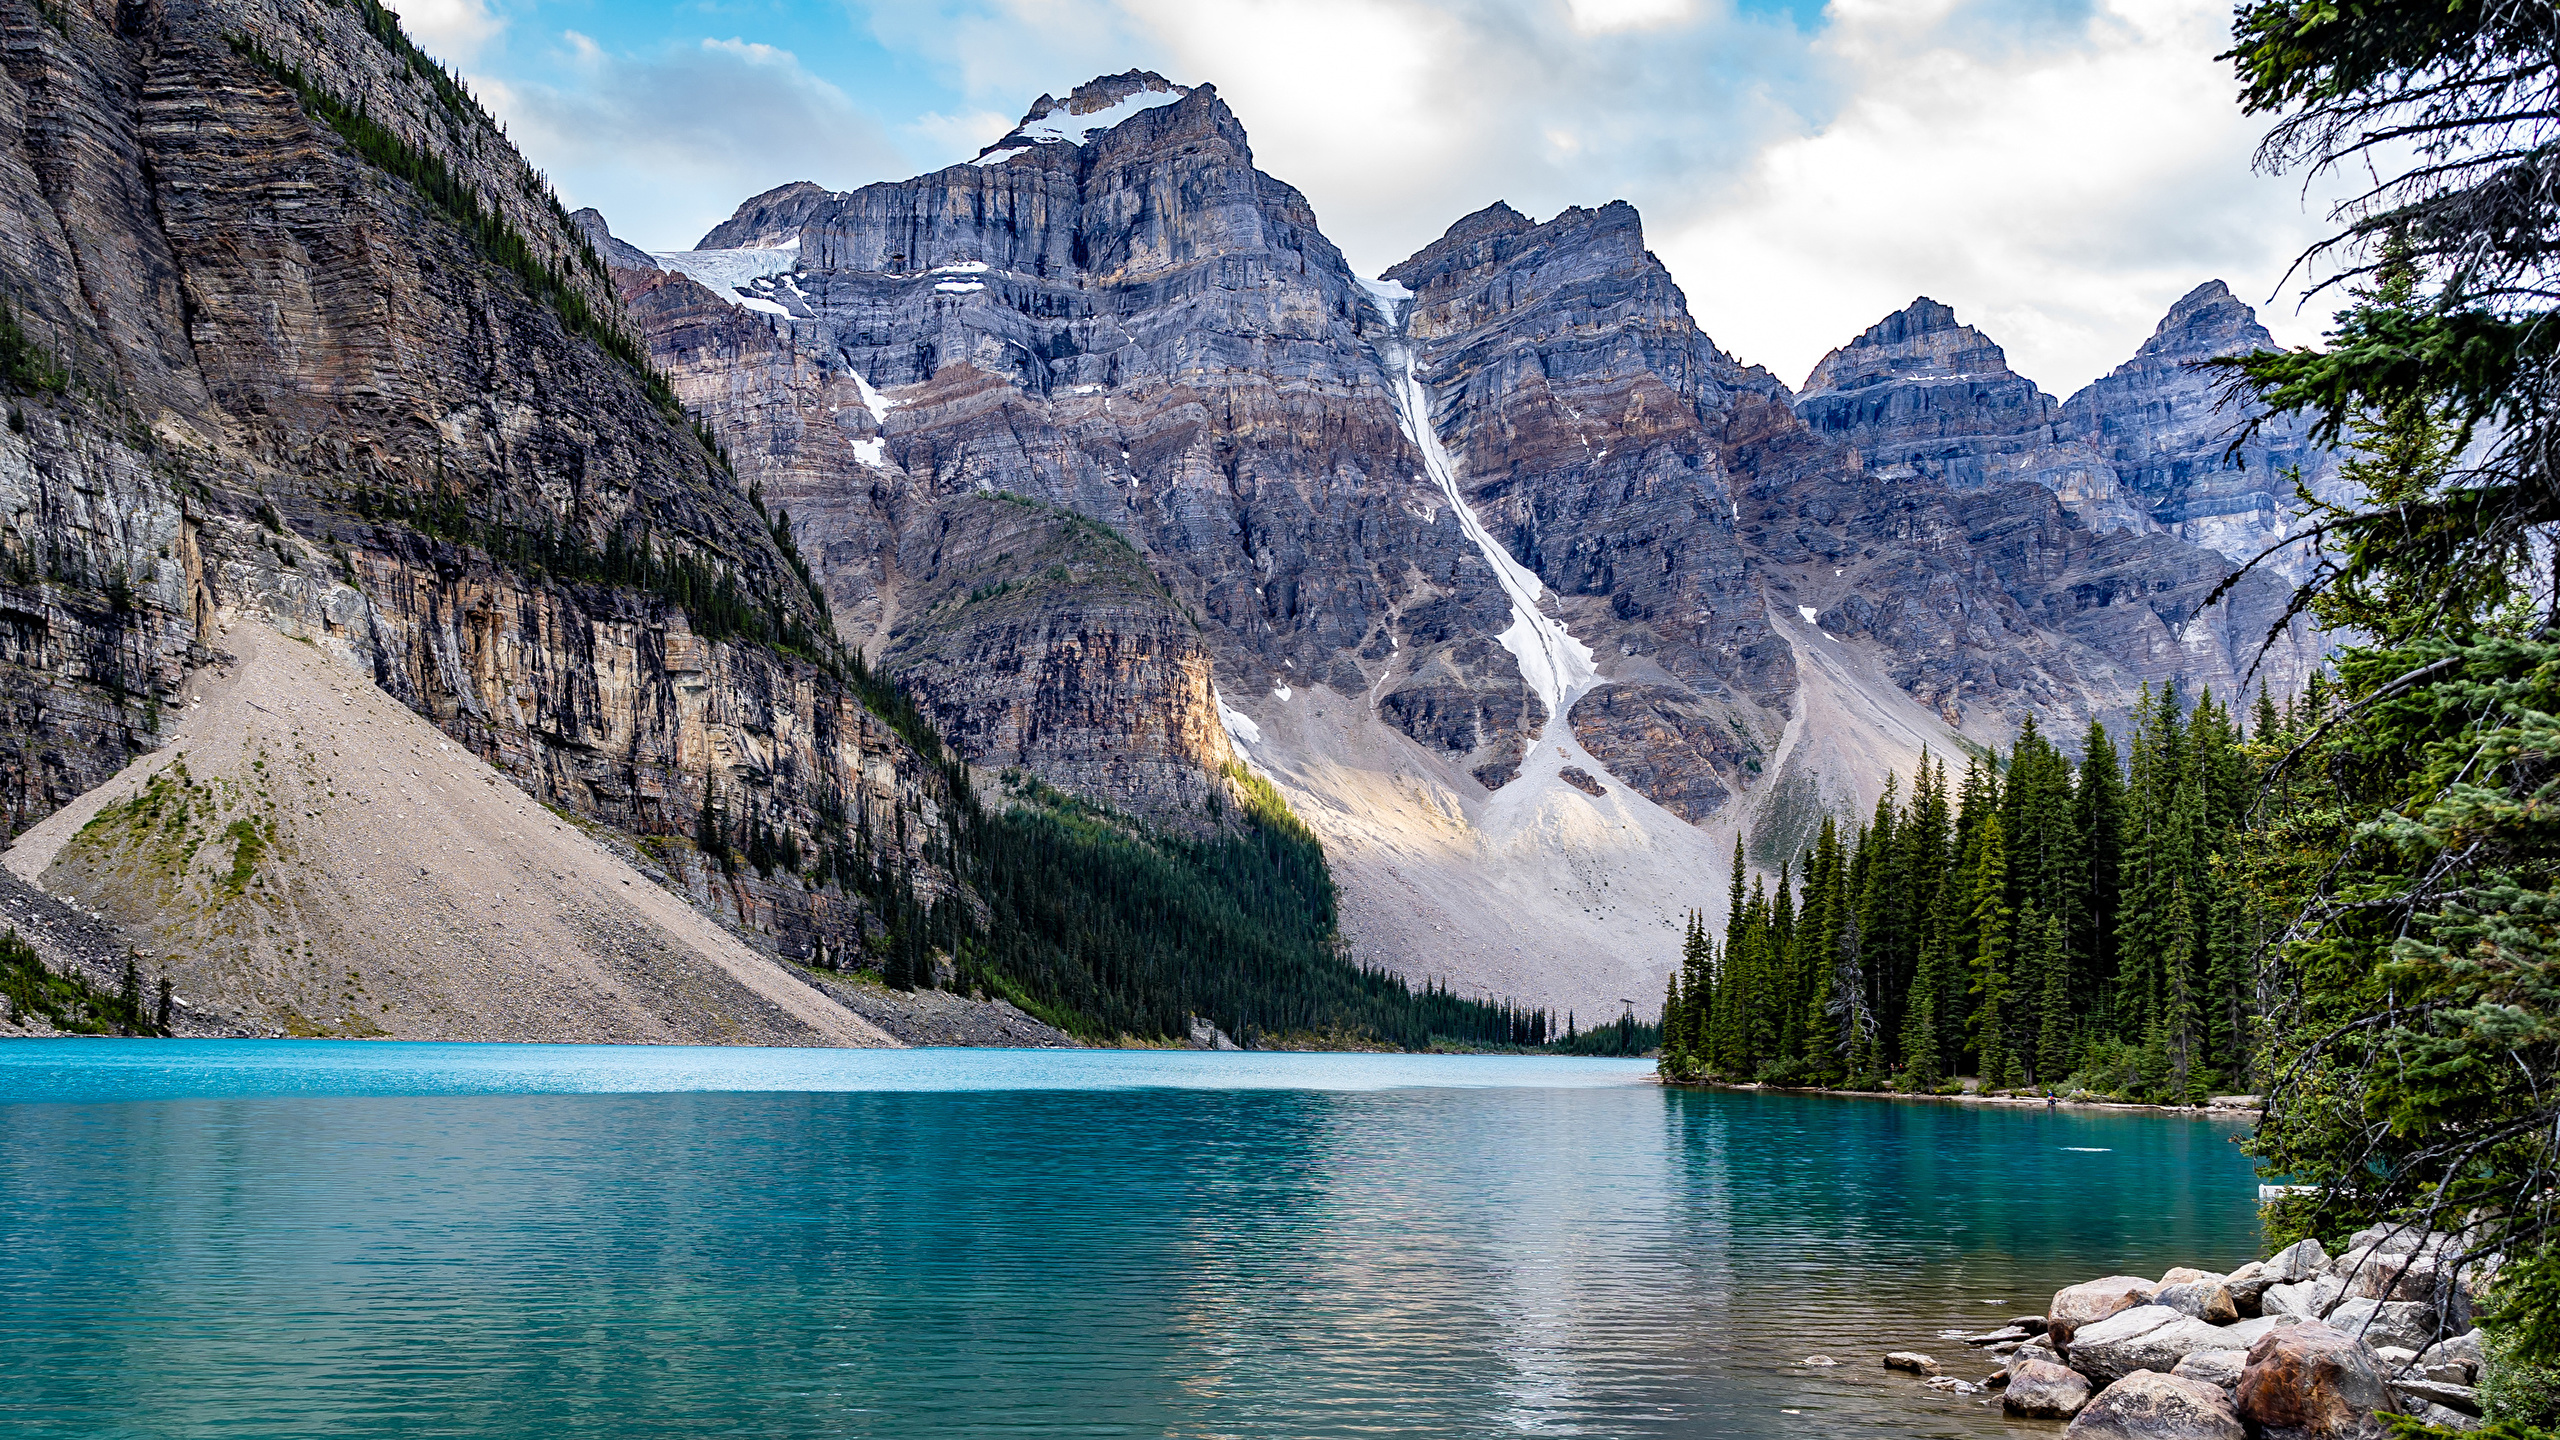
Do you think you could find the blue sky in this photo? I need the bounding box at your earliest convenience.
[390,0,2339,393]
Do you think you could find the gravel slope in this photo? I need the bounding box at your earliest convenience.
[4,624,898,1047]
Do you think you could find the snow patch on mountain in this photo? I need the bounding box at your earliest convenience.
[1381,341,1598,718]
[1214,688,1261,747]
[654,240,800,314]
[973,74,1189,165]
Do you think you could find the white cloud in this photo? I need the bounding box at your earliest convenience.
[382,0,506,64]
[1565,0,1696,33]
[483,34,912,250]
[1658,0,2348,394]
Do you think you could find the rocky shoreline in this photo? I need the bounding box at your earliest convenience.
[1862,1225,2493,1434]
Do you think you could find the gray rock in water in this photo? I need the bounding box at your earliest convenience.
[2052,1276,2161,1351]
[2171,1349,2249,1390]
[2070,1306,2235,1387]
[1884,1351,1939,1375]
[2006,1359,2094,1420]
[1967,1323,2036,1347]
[2237,1320,2389,1440]
[2065,1370,2245,1439]
[2153,1281,2239,1325]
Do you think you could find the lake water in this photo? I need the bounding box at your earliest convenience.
[0,1041,2262,1438]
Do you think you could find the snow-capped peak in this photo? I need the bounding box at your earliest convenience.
[972,71,1190,167]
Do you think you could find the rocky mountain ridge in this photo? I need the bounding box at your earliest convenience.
[1797,285,2344,576]
[601,71,2324,1015]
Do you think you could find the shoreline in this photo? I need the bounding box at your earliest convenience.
[1663,1076,2263,1120]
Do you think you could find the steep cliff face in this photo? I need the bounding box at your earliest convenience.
[1381,201,1791,812]
[0,0,961,1017]
[621,77,1525,819]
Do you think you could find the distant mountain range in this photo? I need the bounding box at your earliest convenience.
[590,70,2325,1016]
[0,24,2326,1032]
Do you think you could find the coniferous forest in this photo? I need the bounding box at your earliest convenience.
[1658,689,2261,1102]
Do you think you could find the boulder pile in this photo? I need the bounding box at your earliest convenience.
[1877,1225,2497,1435]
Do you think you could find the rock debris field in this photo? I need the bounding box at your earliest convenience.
[1856,1222,2495,1435]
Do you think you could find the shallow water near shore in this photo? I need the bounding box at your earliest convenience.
[1,1041,2259,1438]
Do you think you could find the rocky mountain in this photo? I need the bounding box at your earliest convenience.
[1797,286,2344,576]
[0,0,962,1035]
[603,72,2324,1017]
[1794,299,2141,531]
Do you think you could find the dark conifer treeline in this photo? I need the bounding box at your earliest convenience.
[1660,686,2263,1101]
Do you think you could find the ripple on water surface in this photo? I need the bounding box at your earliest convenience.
[0,1042,2261,1439]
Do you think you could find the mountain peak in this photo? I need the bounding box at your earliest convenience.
[973,71,1195,165]
[2127,278,2272,365]
[1799,296,2014,396]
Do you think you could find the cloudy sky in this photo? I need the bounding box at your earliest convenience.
[390,0,2350,395]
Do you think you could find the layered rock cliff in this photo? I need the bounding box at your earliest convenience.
[0,0,963,1029]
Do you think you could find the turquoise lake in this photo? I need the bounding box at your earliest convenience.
[0,1041,2262,1438]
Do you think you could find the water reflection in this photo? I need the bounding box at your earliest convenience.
[0,1047,2260,1439]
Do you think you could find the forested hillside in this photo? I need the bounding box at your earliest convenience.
[1660,687,2263,1100]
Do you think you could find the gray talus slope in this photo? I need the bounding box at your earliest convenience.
[4,624,895,1046]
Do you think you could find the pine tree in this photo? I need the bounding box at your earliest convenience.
[2075,720,2125,1020]
[2034,910,2072,1087]
[1967,814,2016,1088]
[2156,878,2203,1101]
